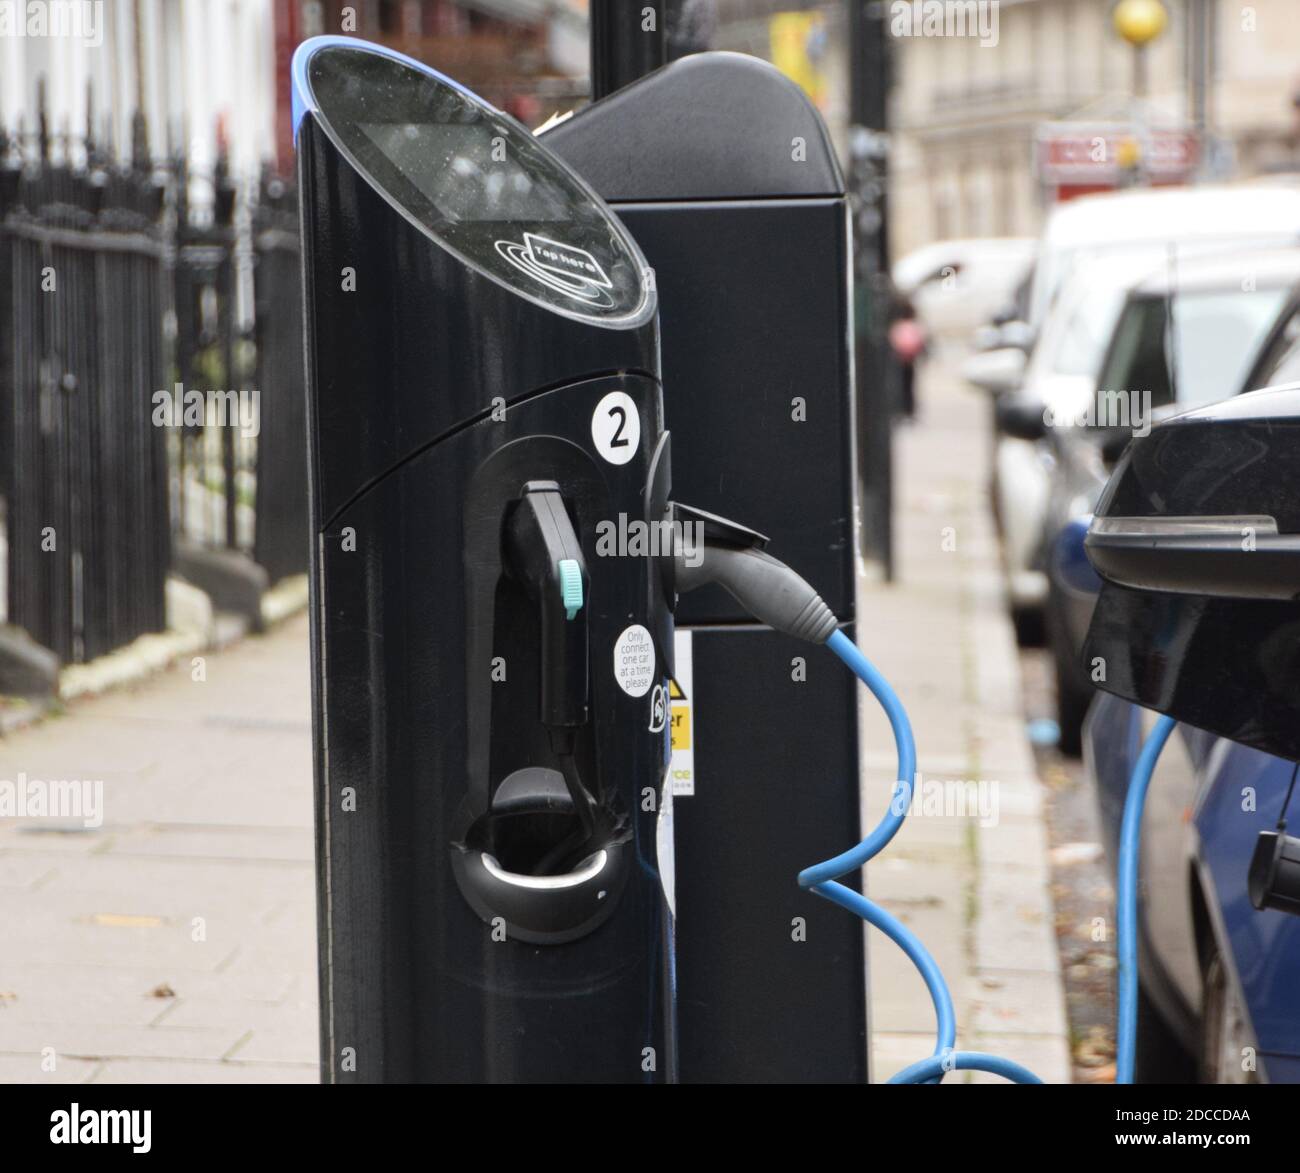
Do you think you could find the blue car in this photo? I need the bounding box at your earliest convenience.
[1059,384,1300,1084]
[1085,693,1300,1083]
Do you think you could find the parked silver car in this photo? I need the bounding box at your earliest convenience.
[1044,246,1300,753]
[964,184,1300,644]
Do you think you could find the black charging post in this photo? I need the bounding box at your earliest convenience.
[295,37,677,1083]
[547,51,868,1082]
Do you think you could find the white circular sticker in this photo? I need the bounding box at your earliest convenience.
[591,391,640,466]
[612,624,655,698]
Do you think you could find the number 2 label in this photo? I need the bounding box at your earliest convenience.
[591,391,640,466]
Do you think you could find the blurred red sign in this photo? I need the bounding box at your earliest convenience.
[1036,122,1199,194]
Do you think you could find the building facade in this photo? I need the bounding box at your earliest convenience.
[888,0,1300,258]
[2,0,277,182]
[1,0,587,183]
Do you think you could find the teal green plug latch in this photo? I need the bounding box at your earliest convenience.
[559,558,584,620]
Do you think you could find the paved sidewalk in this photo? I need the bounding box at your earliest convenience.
[0,615,317,1083]
[859,362,1073,1083]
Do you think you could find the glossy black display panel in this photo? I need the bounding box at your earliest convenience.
[306,46,650,321]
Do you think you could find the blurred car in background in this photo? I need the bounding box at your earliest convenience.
[1044,247,1300,753]
[964,183,1300,645]
[892,236,1034,345]
[977,253,1159,642]
[970,183,1300,390]
[1241,283,1300,390]
[1021,184,1300,347]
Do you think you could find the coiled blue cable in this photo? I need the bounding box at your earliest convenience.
[800,628,1042,1084]
[1116,712,1177,1084]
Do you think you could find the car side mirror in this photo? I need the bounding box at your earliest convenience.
[1083,385,1300,761]
[994,392,1048,441]
[997,320,1036,353]
[961,346,1027,396]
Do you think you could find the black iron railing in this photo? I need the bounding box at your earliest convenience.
[251,171,309,587]
[1,132,170,664]
[0,111,310,669]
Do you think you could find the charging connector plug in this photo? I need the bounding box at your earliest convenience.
[666,502,836,643]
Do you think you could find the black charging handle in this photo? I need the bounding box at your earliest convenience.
[505,481,590,731]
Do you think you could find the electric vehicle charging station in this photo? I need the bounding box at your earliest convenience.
[293,38,676,1082]
[292,33,1046,1090]
[545,53,867,1083]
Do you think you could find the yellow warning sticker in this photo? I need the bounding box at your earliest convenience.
[671,704,691,751]
[670,630,695,796]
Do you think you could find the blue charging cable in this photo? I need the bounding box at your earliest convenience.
[1115,712,1177,1084]
[682,536,1171,1083]
[800,628,1042,1084]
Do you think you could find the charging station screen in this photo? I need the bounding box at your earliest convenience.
[356,123,571,224]
[307,47,650,321]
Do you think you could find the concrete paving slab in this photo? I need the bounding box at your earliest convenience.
[0,616,318,1084]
